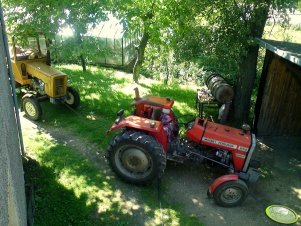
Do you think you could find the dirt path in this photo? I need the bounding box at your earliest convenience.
[20,115,301,226]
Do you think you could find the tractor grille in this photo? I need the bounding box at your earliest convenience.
[54,77,65,96]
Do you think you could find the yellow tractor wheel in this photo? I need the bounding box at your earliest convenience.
[22,94,42,121]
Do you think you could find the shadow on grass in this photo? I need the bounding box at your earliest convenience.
[24,136,148,225]
[60,67,131,114]
[34,67,135,146]
[24,156,98,225]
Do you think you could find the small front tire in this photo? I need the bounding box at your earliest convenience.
[22,95,42,121]
[65,87,80,109]
[213,179,248,207]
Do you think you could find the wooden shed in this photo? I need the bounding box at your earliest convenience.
[254,39,301,136]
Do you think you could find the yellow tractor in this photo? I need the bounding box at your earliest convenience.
[9,35,80,120]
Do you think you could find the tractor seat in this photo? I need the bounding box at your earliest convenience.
[151,108,162,121]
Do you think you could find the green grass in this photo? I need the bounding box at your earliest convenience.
[23,65,204,225]
[39,65,199,145]
[263,24,301,43]
[24,135,143,225]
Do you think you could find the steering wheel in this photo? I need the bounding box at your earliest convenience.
[176,118,195,130]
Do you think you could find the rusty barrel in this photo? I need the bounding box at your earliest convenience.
[204,73,234,104]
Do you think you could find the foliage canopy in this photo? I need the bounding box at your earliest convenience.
[2,0,299,121]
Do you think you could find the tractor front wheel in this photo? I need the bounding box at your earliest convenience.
[65,87,80,109]
[107,130,166,185]
[22,94,42,121]
[213,179,248,207]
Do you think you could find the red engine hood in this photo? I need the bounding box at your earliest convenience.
[187,118,254,171]
[187,118,252,152]
[203,121,251,151]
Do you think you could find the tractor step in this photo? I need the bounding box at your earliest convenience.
[166,153,184,163]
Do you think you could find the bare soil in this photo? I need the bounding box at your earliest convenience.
[165,137,301,226]
[21,115,301,226]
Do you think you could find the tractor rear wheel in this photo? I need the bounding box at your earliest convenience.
[107,130,166,185]
[22,94,42,121]
[213,179,248,207]
[65,87,80,109]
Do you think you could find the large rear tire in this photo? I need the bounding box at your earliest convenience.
[107,130,166,185]
[65,87,80,109]
[22,94,42,121]
[213,179,248,207]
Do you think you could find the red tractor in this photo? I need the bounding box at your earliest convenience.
[107,88,260,207]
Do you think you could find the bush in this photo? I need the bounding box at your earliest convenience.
[141,45,204,85]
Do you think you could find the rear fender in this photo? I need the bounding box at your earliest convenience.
[106,115,168,151]
[208,174,239,195]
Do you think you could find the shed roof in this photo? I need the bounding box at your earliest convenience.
[258,39,301,67]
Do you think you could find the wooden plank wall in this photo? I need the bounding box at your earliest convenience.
[256,51,301,136]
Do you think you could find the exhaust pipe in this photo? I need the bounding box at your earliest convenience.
[134,87,140,100]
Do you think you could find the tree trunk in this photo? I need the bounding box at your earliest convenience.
[80,55,86,72]
[133,31,149,83]
[233,45,260,124]
[46,38,52,66]
[164,58,169,85]
[233,5,270,124]
[76,32,86,72]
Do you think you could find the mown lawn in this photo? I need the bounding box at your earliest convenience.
[23,65,203,226]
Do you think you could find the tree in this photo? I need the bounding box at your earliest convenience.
[233,2,270,124]
[3,0,107,71]
[110,0,152,82]
[112,0,194,83]
[62,1,107,71]
[172,0,298,124]
[4,0,298,120]
[3,0,63,39]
